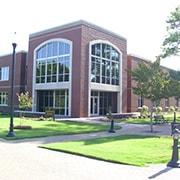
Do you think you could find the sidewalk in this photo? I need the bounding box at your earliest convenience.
[0,120,178,180]
[5,121,171,145]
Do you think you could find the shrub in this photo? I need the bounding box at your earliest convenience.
[37,116,45,121]
[156,106,163,115]
[175,106,180,112]
[137,107,142,112]
[169,106,175,113]
[139,105,149,118]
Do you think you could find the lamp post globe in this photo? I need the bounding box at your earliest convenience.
[7,42,17,137]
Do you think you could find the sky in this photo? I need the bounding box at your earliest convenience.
[0,0,179,70]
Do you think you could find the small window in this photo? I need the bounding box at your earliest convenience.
[0,92,8,105]
[0,67,9,81]
[138,96,144,107]
[165,98,169,107]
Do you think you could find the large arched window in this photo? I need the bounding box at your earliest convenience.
[91,42,120,85]
[35,40,71,84]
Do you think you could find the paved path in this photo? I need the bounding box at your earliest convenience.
[5,122,171,145]
[0,122,179,180]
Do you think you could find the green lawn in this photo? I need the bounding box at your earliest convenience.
[42,135,173,167]
[0,116,111,140]
[117,112,180,124]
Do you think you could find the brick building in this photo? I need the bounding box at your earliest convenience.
[127,54,177,112]
[0,52,27,113]
[0,20,177,117]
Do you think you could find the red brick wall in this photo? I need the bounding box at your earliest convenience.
[81,25,127,114]
[0,52,27,113]
[27,23,127,117]
[27,26,82,117]
[127,55,177,112]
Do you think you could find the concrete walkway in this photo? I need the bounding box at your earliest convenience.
[5,121,171,145]
[0,121,179,180]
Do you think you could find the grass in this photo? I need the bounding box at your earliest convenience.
[42,135,173,167]
[0,116,112,140]
[116,112,180,124]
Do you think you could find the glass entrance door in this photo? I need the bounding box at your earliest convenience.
[37,90,53,112]
[91,96,99,116]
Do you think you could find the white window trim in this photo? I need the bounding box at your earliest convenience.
[32,38,72,116]
[88,40,123,116]
[0,92,8,106]
[0,66,9,81]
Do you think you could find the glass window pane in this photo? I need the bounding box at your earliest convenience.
[36,41,70,84]
[41,62,46,75]
[59,42,65,55]
[65,43,70,54]
[102,44,111,59]
[36,77,40,83]
[92,44,101,56]
[112,48,120,61]
[47,42,53,57]
[52,42,58,56]
[36,62,40,76]
[64,75,69,81]
[59,75,63,82]
[47,63,52,75]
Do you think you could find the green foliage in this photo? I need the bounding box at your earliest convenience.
[106,106,113,120]
[161,6,180,58]
[153,106,163,115]
[169,106,175,113]
[164,78,180,98]
[169,70,180,81]
[17,91,32,110]
[130,60,170,106]
[139,105,149,118]
[130,62,151,98]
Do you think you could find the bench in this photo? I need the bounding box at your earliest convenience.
[153,115,166,124]
[171,122,180,135]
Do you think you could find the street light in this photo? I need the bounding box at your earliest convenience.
[7,39,17,137]
[107,108,115,133]
[167,125,180,168]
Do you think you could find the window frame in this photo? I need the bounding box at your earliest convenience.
[35,39,71,84]
[90,42,121,85]
[0,66,9,81]
[0,92,8,106]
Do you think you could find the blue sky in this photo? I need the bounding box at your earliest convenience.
[0,0,179,69]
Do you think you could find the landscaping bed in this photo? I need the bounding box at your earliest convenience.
[116,113,180,124]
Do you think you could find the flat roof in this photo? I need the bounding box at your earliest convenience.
[0,51,27,58]
[128,54,174,71]
[29,20,127,41]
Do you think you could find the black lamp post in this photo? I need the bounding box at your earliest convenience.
[7,42,17,137]
[167,125,180,168]
[107,108,115,133]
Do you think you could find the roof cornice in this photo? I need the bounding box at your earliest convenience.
[29,20,127,41]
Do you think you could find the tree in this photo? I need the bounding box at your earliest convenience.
[169,69,180,81]
[130,60,170,107]
[130,60,170,133]
[16,91,32,128]
[130,62,152,106]
[146,60,170,106]
[161,6,180,58]
[17,91,32,111]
